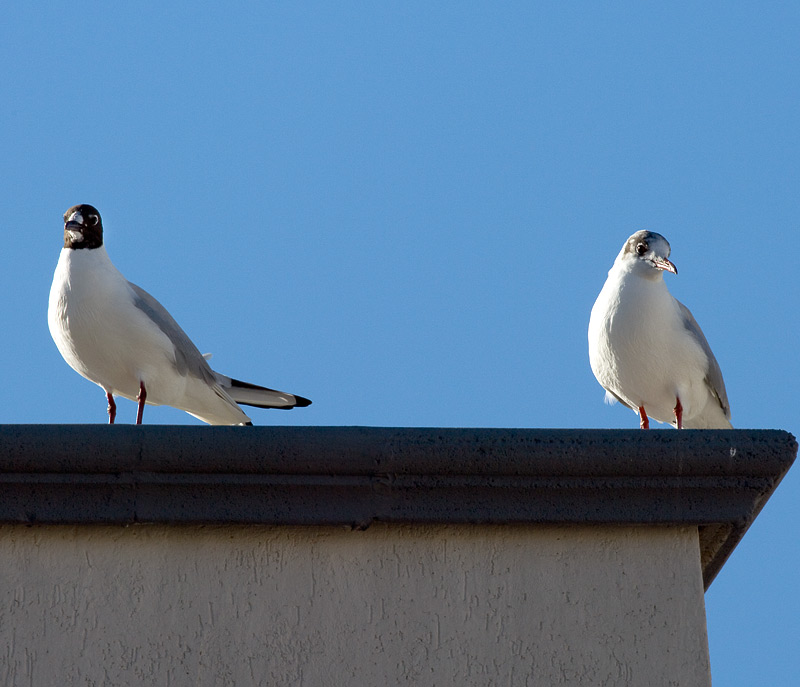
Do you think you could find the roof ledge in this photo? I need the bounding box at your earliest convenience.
[0,426,795,588]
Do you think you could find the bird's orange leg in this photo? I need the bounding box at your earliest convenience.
[106,393,116,424]
[638,406,649,429]
[674,398,683,429]
[136,382,147,425]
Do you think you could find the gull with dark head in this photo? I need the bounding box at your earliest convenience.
[48,204,311,425]
[588,230,731,429]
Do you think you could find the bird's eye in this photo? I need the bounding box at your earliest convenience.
[635,242,647,256]
[87,214,99,226]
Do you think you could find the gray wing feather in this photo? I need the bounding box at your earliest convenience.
[677,300,731,420]
[605,388,633,409]
[128,282,217,384]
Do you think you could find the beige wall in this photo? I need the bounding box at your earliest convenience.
[0,524,710,686]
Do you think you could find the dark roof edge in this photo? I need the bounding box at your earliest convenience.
[0,426,795,590]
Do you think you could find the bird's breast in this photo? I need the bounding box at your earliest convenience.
[48,249,178,397]
[589,272,706,404]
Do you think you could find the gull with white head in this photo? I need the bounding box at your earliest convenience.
[588,230,732,429]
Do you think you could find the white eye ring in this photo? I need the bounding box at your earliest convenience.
[87,214,99,226]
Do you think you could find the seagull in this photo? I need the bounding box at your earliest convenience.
[588,230,731,429]
[48,204,311,425]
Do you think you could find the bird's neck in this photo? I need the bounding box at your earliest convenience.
[611,260,665,284]
[57,244,123,283]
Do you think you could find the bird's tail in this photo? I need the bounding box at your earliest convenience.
[681,415,733,430]
[214,373,312,410]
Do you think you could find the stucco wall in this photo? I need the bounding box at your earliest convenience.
[0,523,710,686]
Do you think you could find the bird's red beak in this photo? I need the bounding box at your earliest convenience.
[651,257,677,275]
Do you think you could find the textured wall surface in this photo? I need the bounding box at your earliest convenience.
[0,523,710,686]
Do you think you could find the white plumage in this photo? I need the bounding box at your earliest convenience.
[588,231,731,429]
[48,204,311,425]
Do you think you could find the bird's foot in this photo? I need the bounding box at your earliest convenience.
[638,406,650,429]
[674,398,683,429]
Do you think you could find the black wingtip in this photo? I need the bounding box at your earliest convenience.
[269,395,312,410]
[230,378,312,409]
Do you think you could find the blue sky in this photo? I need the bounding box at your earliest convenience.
[2,2,798,682]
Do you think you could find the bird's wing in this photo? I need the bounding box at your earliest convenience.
[213,372,312,409]
[128,282,217,385]
[676,300,731,420]
[604,389,632,409]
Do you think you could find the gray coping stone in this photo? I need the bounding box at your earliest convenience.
[0,426,795,588]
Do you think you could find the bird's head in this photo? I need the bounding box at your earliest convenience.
[63,204,104,249]
[617,230,677,279]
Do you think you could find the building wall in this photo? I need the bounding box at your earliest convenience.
[0,523,711,686]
